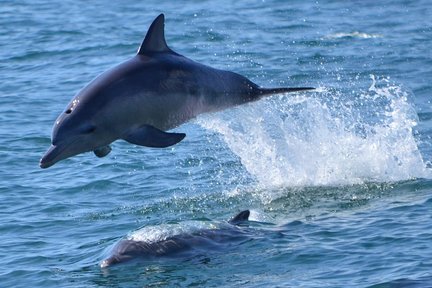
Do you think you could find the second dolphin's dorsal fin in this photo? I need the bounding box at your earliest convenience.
[138,14,174,55]
[229,210,250,225]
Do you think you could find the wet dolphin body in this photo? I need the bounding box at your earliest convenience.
[40,14,314,168]
[100,210,251,267]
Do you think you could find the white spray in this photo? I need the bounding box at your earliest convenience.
[198,76,431,188]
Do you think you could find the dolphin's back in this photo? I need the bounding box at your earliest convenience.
[146,53,261,108]
[101,211,251,267]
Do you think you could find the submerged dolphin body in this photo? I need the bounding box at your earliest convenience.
[100,210,251,267]
[40,14,314,168]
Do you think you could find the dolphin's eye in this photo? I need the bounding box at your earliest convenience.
[65,108,72,114]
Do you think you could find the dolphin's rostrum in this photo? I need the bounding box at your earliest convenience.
[40,14,314,168]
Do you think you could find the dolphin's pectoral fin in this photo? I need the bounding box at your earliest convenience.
[94,145,112,158]
[124,125,186,148]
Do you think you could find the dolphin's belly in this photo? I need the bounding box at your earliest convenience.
[140,92,208,131]
[141,77,254,131]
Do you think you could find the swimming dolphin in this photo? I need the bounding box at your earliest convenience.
[40,14,314,168]
[100,210,251,267]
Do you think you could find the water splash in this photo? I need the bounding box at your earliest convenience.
[128,221,217,243]
[198,76,431,188]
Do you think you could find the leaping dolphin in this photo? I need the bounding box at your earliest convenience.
[100,210,251,267]
[40,14,314,168]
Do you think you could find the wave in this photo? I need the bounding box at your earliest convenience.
[324,32,383,39]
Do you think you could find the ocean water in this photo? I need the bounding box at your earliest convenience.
[1,0,432,287]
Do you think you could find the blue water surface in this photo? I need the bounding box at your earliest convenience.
[1,0,432,287]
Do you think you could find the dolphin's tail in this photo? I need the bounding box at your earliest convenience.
[257,87,315,97]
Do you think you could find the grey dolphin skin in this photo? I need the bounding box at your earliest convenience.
[40,14,314,168]
[100,210,251,267]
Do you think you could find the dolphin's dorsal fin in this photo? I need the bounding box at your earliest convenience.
[138,14,174,55]
[229,210,250,225]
